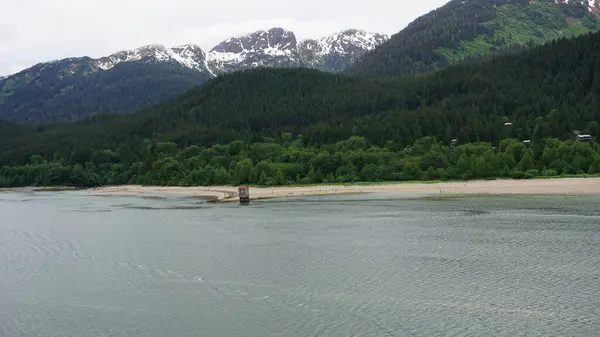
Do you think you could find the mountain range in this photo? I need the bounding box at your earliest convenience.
[2,0,600,125]
[208,28,387,74]
[0,28,386,124]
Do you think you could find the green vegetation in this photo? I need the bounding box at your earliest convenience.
[349,0,599,78]
[0,59,211,124]
[1,136,599,187]
[1,31,600,187]
[438,2,598,63]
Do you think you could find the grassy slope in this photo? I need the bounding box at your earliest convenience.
[438,2,599,63]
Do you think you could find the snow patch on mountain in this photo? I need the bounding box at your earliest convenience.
[303,29,388,56]
[207,28,388,74]
[2,27,388,85]
[207,27,301,74]
[300,29,389,72]
[95,44,210,73]
[556,0,599,11]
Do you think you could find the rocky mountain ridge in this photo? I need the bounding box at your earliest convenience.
[0,28,387,124]
[207,28,388,74]
[1,28,387,80]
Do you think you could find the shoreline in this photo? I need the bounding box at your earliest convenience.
[2,177,599,201]
[17,177,598,202]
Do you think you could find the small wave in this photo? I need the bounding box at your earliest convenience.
[460,209,491,216]
[66,209,112,213]
[123,205,208,210]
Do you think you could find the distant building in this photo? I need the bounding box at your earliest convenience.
[522,140,531,145]
[576,134,592,142]
[450,139,458,151]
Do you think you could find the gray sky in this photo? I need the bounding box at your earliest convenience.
[0,0,448,76]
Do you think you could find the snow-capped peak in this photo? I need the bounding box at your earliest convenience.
[2,27,388,84]
[302,29,389,56]
[299,29,389,72]
[210,27,297,54]
[336,29,389,50]
[207,27,301,74]
[205,27,388,74]
[95,44,210,73]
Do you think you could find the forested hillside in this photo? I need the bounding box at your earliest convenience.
[348,0,600,78]
[0,31,599,186]
[0,59,211,123]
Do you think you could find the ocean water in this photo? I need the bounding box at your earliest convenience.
[1,191,599,337]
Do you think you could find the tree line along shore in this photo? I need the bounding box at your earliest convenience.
[1,136,599,189]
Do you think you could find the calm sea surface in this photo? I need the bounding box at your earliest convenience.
[1,191,599,337]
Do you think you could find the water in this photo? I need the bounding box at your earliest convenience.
[1,191,599,337]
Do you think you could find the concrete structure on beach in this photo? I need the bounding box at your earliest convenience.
[238,186,250,204]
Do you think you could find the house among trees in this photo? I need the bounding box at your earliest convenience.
[450,139,458,151]
[576,134,592,142]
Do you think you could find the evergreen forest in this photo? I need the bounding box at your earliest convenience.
[1,31,600,187]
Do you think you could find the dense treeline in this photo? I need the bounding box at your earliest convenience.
[348,0,598,78]
[0,60,211,124]
[1,136,599,187]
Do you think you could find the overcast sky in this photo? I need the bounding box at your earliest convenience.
[0,0,449,76]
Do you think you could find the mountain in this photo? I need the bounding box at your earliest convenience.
[0,28,386,124]
[300,29,389,72]
[207,28,388,74]
[207,28,302,74]
[0,45,213,124]
[348,0,600,78]
[2,30,599,170]
[96,44,213,74]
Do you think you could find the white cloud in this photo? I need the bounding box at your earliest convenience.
[0,0,448,75]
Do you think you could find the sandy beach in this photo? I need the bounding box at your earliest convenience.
[84,177,600,201]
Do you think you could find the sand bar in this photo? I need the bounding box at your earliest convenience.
[81,177,600,201]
